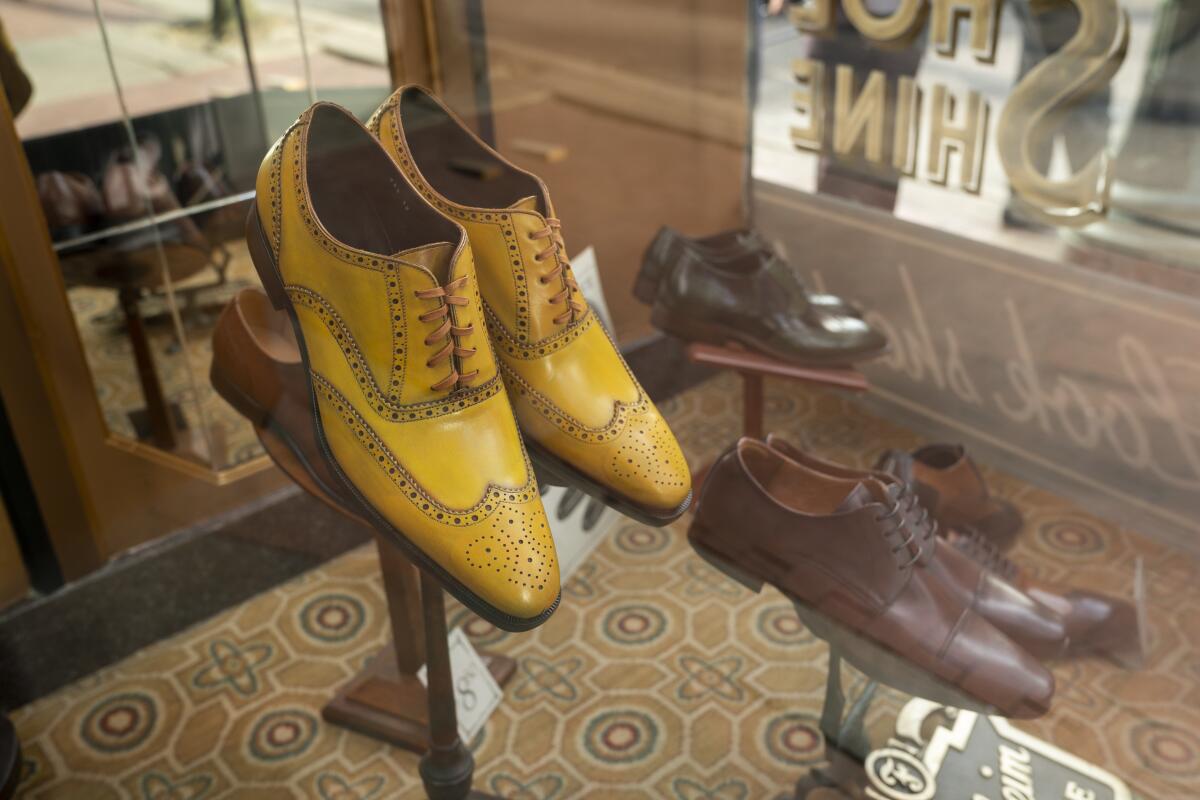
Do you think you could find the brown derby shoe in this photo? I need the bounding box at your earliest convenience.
[689,438,1055,718]
[212,287,369,521]
[950,529,1145,668]
[903,444,1024,551]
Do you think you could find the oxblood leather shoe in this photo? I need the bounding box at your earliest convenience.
[212,288,369,523]
[635,226,861,318]
[369,86,692,527]
[766,435,1068,661]
[246,103,559,631]
[689,438,1055,718]
[899,444,1024,551]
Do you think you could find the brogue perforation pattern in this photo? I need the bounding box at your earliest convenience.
[497,362,645,445]
[464,507,555,592]
[312,374,538,524]
[484,302,593,360]
[290,287,499,420]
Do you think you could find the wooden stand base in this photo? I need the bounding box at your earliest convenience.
[322,645,516,754]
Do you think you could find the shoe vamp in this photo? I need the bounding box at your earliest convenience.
[499,319,640,429]
[317,379,532,511]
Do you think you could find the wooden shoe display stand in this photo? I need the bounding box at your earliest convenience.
[319,525,511,799]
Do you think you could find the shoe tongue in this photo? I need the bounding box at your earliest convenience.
[835,482,875,513]
[394,241,455,282]
[508,195,539,212]
[875,449,916,490]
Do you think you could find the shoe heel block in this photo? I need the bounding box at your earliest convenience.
[245,204,290,312]
[632,254,664,306]
[209,365,270,429]
[687,524,765,593]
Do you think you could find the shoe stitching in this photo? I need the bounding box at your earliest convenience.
[312,373,538,522]
[483,301,593,359]
[371,102,535,340]
[497,360,645,444]
[288,286,499,419]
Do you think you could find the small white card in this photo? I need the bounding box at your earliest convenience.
[417,627,503,743]
[570,246,614,333]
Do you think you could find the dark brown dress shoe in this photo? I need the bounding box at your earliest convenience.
[689,438,1055,718]
[891,444,1024,551]
[950,530,1145,667]
[636,227,860,316]
[211,288,367,520]
[637,228,887,366]
[767,436,1068,661]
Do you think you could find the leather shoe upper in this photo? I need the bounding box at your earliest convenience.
[692,438,1055,718]
[369,86,691,521]
[252,103,558,625]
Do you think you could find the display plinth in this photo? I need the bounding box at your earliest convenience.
[321,539,516,755]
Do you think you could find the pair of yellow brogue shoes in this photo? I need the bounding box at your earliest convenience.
[247,87,692,631]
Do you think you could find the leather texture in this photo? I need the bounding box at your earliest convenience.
[769,436,1068,661]
[690,438,1055,718]
[637,226,887,365]
[948,529,1142,666]
[212,288,369,521]
[908,444,1025,551]
[251,103,558,627]
[636,226,860,317]
[369,86,691,522]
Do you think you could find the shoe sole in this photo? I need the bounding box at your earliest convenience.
[651,304,890,367]
[687,525,1041,718]
[210,364,369,517]
[245,205,560,633]
[525,437,692,528]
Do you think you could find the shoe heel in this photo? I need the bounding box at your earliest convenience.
[245,204,289,311]
[632,255,664,306]
[209,364,269,428]
[688,528,764,593]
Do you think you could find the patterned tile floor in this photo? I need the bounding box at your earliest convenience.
[11,373,1200,798]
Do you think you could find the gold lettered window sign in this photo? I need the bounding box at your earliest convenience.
[787,0,1128,225]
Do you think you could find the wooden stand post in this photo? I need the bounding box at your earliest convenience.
[0,713,19,800]
[684,343,869,487]
[321,538,516,753]
[417,573,502,799]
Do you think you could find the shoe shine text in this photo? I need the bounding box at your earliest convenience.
[788,0,1128,223]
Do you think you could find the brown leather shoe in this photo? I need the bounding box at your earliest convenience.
[689,438,1055,718]
[766,436,1068,662]
[898,444,1024,550]
[949,529,1145,667]
[211,288,369,522]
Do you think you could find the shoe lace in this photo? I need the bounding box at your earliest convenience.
[953,528,1018,580]
[899,486,938,555]
[874,500,922,570]
[530,218,584,325]
[414,275,478,392]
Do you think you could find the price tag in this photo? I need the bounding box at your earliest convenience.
[417,627,502,743]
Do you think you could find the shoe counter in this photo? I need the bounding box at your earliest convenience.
[0,2,1197,799]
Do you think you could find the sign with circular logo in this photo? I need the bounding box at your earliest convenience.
[865,746,935,800]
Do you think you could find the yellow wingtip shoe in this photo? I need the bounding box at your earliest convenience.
[248,102,559,629]
[369,86,692,526]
